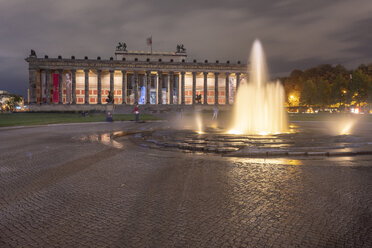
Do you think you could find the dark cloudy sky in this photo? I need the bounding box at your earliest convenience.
[1,0,371,97]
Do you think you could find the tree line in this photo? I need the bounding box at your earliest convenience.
[281,63,372,109]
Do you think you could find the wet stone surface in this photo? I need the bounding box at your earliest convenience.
[131,125,372,157]
[0,121,372,247]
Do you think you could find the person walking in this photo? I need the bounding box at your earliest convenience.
[133,104,139,122]
[212,105,219,120]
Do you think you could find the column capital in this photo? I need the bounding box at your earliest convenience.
[225,72,230,76]
[203,72,208,76]
[192,71,197,75]
[181,71,186,75]
[96,69,101,73]
[84,69,89,73]
[109,69,114,73]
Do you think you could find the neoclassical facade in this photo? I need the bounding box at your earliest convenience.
[26,47,247,106]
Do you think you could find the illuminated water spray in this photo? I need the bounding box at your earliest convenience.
[195,111,204,134]
[229,40,288,135]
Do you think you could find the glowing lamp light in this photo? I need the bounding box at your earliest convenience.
[339,123,353,135]
[351,108,359,114]
[227,129,243,135]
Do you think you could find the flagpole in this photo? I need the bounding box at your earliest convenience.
[151,35,152,54]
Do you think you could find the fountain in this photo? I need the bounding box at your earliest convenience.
[229,40,288,135]
[118,40,372,158]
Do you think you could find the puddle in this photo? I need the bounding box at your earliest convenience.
[76,133,124,149]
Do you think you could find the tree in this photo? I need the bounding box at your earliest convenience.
[300,80,316,106]
[330,74,348,106]
[313,79,331,108]
[349,69,370,106]
[5,95,23,112]
[283,69,304,105]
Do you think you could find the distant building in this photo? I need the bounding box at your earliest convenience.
[25,44,247,106]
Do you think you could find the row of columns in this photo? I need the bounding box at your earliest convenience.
[31,69,242,105]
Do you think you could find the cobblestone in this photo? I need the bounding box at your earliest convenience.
[0,122,371,247]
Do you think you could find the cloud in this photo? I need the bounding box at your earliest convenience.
[0,0,371,96]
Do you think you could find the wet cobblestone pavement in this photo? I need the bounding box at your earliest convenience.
[135,122,372,157]
[1,122,372,247]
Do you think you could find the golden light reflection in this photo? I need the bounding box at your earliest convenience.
[288,124,299,134]
[287,159,302,166]
[229,157,303,166]
[100,133,123,149]
[210,123,218,129]
[79,133,124,149]
[227,129,243,135]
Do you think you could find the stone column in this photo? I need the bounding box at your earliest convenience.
[97,70,102,104]
[153,75,157,104]
[236,73,241,91]
[214,72,219,105]
[45,69,50,104]
[29,69,37,104]
[181,72,185,104]
[203,72,208,105]
[71,69,76,104]
[109,70,114,103]
[157,71,162,104]
[169,71,174,104]
[175,74,179,104]
[84,69,89,104]
[121,70,126,104]
[192,72,196,105]
[225,72,230,105]
[39,71,43,103]
[58,69,63,104]
[134,71,138,104]
[146,71,151,104]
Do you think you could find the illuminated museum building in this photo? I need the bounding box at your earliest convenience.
[26,46,247,105]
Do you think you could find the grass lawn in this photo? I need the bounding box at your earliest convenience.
[0,112,159,127]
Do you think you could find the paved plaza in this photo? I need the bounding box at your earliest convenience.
[0,121,371,247]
